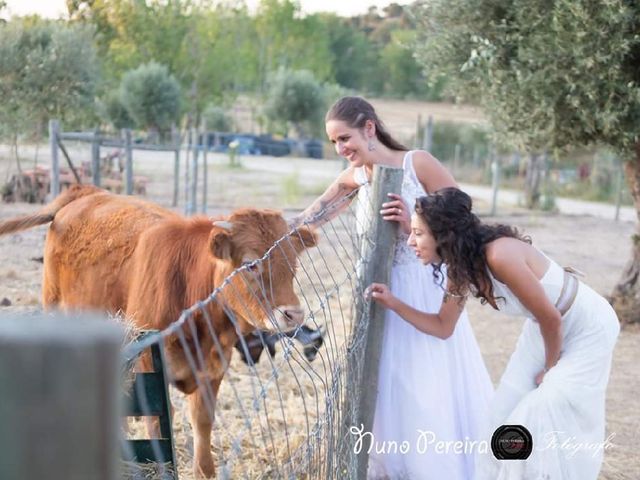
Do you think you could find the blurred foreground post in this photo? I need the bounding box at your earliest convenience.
[0,313,123,480]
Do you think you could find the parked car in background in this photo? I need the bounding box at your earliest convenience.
[232,135,262,155]
[198,132,322,158]
[304,139,323,159]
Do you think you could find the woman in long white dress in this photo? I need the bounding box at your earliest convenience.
[290,97,494,479]
[368,187,620,480]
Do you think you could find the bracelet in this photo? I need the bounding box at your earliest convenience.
[443,291,468,302]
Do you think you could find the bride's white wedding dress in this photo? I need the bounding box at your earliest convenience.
[354,151,494,479]
[475,254,620,480]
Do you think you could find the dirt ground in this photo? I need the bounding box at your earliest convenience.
[0,145,638,479]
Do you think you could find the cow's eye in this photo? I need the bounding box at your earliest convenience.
[242,260,260,272]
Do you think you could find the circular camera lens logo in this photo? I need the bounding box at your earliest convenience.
[491,425,533,460]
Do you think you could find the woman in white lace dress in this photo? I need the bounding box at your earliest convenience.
[290,97,494,479]
[368,188,620,480]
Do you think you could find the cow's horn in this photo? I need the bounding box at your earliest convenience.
[213,220,233,230]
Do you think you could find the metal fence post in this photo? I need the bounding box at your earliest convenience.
[0,313,123,480]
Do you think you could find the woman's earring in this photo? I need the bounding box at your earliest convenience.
[368,138,376,151]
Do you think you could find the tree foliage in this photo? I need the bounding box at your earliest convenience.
[413,0,640,156]
[255,0,333,91]
[264,68,326,137]
[0,19,99,139]
[119,62,181,132]
[101,89,134,130]
[320,13,377,91]
[0,0,449,145]
[413,0,640,321]
[202,104,232,132]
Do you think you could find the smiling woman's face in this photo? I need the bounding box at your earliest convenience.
[325,119,370,167]
[407,213,440,264]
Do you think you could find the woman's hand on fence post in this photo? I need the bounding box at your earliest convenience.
[366,283,398,310]
[380,193,411,234]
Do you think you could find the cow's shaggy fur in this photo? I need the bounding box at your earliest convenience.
[0,185,317,478]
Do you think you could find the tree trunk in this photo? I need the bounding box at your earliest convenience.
[12,133,22,174]
[524,152,543,209]
[610,141,640,324]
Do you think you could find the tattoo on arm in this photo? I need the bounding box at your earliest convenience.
[290,182,355,229]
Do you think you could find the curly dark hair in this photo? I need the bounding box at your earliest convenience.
[415,188,531,308]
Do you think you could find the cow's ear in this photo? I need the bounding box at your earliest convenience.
[291,226,318,252]
[210,229,234,261]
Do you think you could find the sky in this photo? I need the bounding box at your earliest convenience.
[2,0,408,19]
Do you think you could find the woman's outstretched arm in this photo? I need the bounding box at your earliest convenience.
[486,240,562,383]
[367,282,466,339]
[288,167,359,229]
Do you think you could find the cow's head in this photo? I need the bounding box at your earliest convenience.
[209,208,317,332]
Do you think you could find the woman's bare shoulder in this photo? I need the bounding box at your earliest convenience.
[411,150,457,193]
[485,237,531,272]
[335,165,360,189]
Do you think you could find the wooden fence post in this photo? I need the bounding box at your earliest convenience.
[353,165,403,479]
[123,129,133,195]
[490,147,500,216]
[202,122,208,214]
[49,119,60,199]
[184,128,191,209]
[188,127,199,216]
[615,157,623,222]
[0,313,123,480]
[172,126,180,208]
[453,143,461,175]
[422,115,433,152]
[92,128,101,187]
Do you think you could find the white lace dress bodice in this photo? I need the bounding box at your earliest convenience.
[489,254,564,318]
[353,151,427,266]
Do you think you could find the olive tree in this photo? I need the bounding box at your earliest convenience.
[264,68,326,138]
[0,20,99,167]
[119,62,181,134]
[414,0,640,322]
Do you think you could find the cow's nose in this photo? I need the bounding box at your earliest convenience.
[278,306,305,328]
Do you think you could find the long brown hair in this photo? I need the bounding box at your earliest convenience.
[415,188,531,308]
[325,96,407,151]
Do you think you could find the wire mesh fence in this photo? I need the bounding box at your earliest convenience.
[122,182,383,479]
